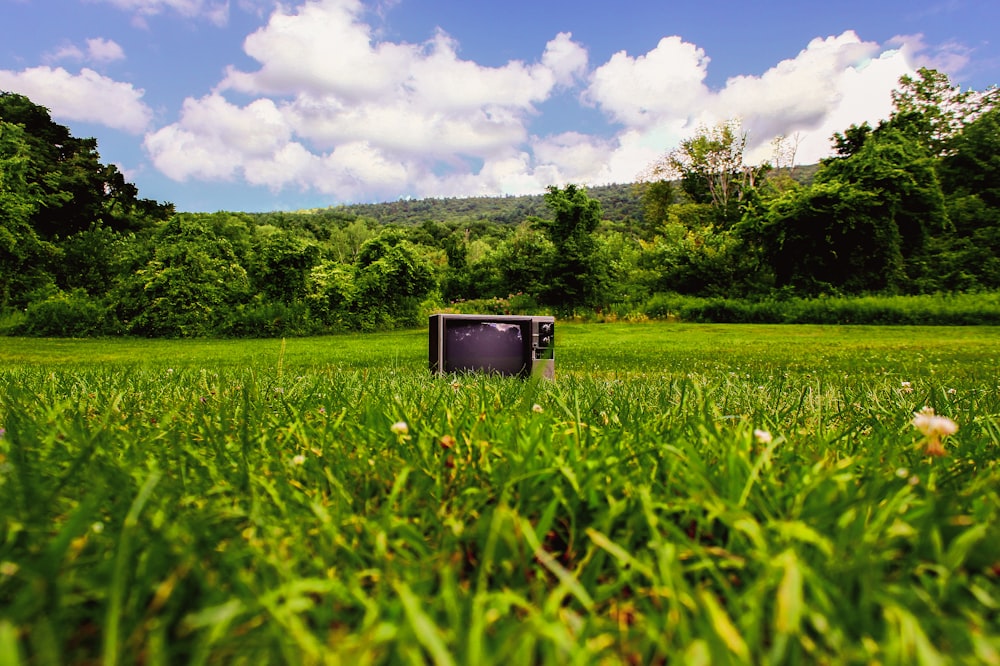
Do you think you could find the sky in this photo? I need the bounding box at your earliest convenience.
[1,0,998,212]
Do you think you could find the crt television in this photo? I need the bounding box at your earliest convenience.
[429,314,555,378]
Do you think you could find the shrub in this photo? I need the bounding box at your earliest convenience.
[223,300,318,338]
[19,289,115,336]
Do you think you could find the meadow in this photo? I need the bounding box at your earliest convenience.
[1,322,998,665]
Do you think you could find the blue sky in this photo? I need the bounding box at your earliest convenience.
[2,0,998,212]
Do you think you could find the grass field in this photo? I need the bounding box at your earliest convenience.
[1,323,999,665]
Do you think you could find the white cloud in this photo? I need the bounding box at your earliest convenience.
[96,0,229,26]
[888,33,972,80]
[712,32,881,143]
[542,32,589,88]
[0,66,151,133]
[531,132,614,182]
[584,36,711,128]
[147,0,588,199]
[783,46,917,164]
[144,93,291,180]
[86,38,127,63]
[48,44,86,62]
[141,0,933,203]
[48,38,126,64]
[577,30,921,183]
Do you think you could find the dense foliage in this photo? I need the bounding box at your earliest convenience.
[1,68,998,337]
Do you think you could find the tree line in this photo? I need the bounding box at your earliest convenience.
[1,68,998,337]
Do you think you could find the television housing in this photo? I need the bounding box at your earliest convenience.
[429,314,555,378]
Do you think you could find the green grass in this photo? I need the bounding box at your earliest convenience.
[1,323,999,665]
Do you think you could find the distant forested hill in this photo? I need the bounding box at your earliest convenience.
[321,183,644,226]
[311,166,820,227]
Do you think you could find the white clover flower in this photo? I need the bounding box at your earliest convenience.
[753,429,773,445]
[901,381,913,394]
[292,454,306,466]
[532,404,544,413]
[390,421,409,436]
[912,407,958,438]
[911,407,958,457]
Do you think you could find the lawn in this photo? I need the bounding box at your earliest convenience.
[1,323,998,665]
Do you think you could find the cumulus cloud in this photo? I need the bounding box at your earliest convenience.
[147,0,588,199]
[585,37,711,128]
[86,38,128,63]
[0,66,151,133]
[888,33,972,79]
[141,0,933,203]
[145,94,291,180]
[48,38,126,64]
[575,30,921,183]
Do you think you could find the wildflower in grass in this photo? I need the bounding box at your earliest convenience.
[947,388,957,395]
[912,406,958,457]
[754,429,773,445]
[391,421,409,436]
[292,454,306,466]
[901,381,913,394]
[896,467,909,479]
[439,434,456,449]
[532,404,544,413]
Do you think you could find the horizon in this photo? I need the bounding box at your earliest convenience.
[2,0,997,212]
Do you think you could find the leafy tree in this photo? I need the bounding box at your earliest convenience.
[56,226,132,296]
[749,180,903,294]
[533,184,609,309]
[0,93,172,239]
[0,120,56,306]
[492,223,555,298]
[931,106,1000,289]
[306,260,355,327]
[247,227,321,304]
[939,106,1000,206]
[819,124,947,283]
[352,230,434,328]
[640,221,756,297]
[634,179,676,238]
[831,123,873,158]
[115,215,250,336]
[745,100,951,295]
[890,67,998,157]
[326,217,376,263]
[648,119,763,225]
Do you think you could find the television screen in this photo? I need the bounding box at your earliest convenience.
[444,320,528,375]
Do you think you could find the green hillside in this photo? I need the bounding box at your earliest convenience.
[310,166,820,227]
